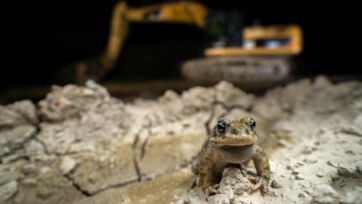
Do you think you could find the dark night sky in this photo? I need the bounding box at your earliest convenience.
[0,1,361,88]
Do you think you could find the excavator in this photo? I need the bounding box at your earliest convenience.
[75,1,302,87]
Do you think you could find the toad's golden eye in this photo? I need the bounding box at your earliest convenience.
[217,120,227,134]
[249,118,256,131]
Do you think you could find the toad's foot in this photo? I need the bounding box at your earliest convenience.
[250,177,268,195]
[205,184,221,201]
[187,175,199,192]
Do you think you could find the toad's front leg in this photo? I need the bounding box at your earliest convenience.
[198,165,222,201]
[251,145,270,194]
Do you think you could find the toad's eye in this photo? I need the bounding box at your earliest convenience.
[249,118,256,131]
[217,120,227,134]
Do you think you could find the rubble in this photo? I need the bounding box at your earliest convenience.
[0,76,361,204]
[0,180,18,202]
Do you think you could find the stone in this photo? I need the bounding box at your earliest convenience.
[252,87,287,120]
[311,184,339,203]
[0,171,20,185]
[0,180,18,202]
[69,143,137,195]
[215,81,255,109]
[24,140,46,160]
[73,168,192,204]
[22,177,38,186]
[8,100,38,125]
[0,106,27,128]
[0,76,361,204]
[60,156,77,175]
[181,86,215,115]
[136,132,205,180]
[313,75,331,88]
[36,185,53,199]
[271,180,282,189]
[0,125,36,157]
[38,83,111,122]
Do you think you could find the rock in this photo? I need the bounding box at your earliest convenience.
[0,106,28,128]
[181,86,215,115]
[0,76,361,204]
[215,81,255,109]
[342,186,362,204]
[38,83,111,122]
[158,90,184,118]
[298,192,308,198]
[22,177,38,186]
[0,170,20,185]
[337,166,354,177]
[303,81,362,117]
[0,100,39,165]
[22,163,37,175]
[313,75,331,89]
[271,180,282,189]
[74,168,192,204]
[311,184,339,203]
[280,79,313,111]
[303,158,317,164]
[327,161,337,168]
[136,132,205,180]
[1,153,22,163]
[24,140,46,160]
[0,180,18,202]
[356,166,362,177]
[252,87,287,120]
[316,173,323,177]
[0,100,38,161]
[36,185,53,199]
[0,125,36,157]
[0,100,38,128]
[220,167,253,197]
[69,143,137,194]
[8,100,38,125]
[60,156,77,175]
[253,76,332,120]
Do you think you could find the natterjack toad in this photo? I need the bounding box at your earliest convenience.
[189,116,270,199]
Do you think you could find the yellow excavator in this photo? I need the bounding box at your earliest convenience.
[75,1,302,87]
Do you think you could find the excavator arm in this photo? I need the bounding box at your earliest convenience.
[77,1,207,84]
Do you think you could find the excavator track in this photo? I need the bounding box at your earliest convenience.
[181,56,291,88]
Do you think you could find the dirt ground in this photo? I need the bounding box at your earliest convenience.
[0,76,361,204]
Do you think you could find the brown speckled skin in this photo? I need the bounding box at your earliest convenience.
[190,116,270,196]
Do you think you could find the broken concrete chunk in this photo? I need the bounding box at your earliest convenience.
[60,156,78,175]
[69,143,137,195]
[8,100,38,125]
[136,132,205,179]
[215,81,255,109]
[280,78,313,111]
[0,106,28,128]
[0,180,18,202]
[311,184,339,203]
[181,86,215,115]
[252,87,287,120]
[36,185,54,199]
[271,180,282,189]
[38,83,112,122]
[37,121,77,155]
[0,125,36,157]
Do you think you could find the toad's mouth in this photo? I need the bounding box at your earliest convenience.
[220,144,254,151]
[209,137,256,146]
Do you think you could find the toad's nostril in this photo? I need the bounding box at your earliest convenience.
[231,129,238,134]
